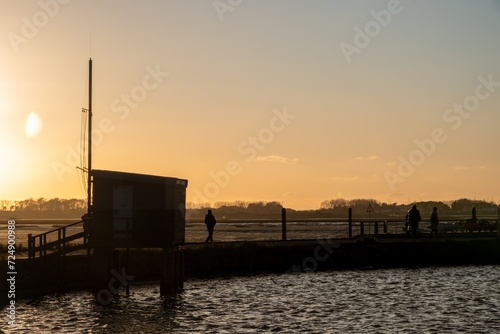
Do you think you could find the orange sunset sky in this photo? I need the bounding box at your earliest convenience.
[1,1,500,210]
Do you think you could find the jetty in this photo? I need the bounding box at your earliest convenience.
[2,209,500,306]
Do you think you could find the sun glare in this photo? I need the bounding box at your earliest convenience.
[25,111,43,138]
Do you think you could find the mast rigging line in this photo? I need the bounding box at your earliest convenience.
[79,108,88,197]
[77,58,93,214]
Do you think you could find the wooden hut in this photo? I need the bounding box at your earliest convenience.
[88,169,188,296]
[89,169,187,248]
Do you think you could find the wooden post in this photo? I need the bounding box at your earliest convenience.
[62,227,66,256]
[360,221,364,235]
[374,221,379,235]
[383,220,388,234]
[28,234,33,259]
[173,248,179,291]
[92,248,113,299]
[58,229,62,254]
[178,248,184,291]
[42,234,46,257]
[60,244,66,293]
[126,248,130,295]
[281,208,287,241]
[348,208,352,238]
[497,205,500,239]
[160,248,175,296]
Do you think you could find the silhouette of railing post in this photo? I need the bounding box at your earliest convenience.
[360,221,364,235]
[282,208,287,241]
[497,205,500,239]
[28,234,33,259]
[348,208,352,238]
[27,221,88,260]
[42,234,46,257]
[374,221,379,235]
[62,226,66,257]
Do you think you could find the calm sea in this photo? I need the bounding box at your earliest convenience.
[4,265,500,333]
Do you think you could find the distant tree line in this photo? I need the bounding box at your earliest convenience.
[187,201,284,220]
[188,198,499,220]
[316,198,498,219]
[1,197,498,220]
[0,198,86,219]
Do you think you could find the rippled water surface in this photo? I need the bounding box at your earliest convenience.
[5,265,500,333]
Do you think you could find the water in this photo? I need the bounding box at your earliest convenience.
[4,265,500,333]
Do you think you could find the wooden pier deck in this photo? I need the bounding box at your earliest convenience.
[2,215,498,304]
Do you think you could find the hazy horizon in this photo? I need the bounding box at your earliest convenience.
[1,196,498,213]
[2,1,500,210]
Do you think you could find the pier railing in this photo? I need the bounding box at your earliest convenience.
[193,217,499,243]
[28,221,88,259]
[24,216,499,255]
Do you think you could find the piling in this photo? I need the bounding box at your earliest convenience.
[160,246,184,296]
[282,208,287,241]
[125,248,130,296]
[91,248,114,300]
[348,208,352,238]
[497,205,500,239]
[160,248,174,295]
[28,234,33,259]
[178,248,185,291]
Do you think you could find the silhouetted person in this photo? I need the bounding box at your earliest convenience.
[204,209,216,242]
[471,207,477,224]
[408,204,421,238]
[430,206,439,238]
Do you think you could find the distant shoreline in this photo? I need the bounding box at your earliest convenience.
[0,218,81,225]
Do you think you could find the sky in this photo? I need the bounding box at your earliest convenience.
[1,0,500,210]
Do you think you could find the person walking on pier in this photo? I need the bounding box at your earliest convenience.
[204,209,217,242]
[405,212,411,235]
[430,207,439,238]
[408,205,421,238]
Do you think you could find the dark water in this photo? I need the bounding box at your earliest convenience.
[5,265,500,333]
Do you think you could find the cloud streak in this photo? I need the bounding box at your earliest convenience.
[255,155,298,164]
[353,155,379,161]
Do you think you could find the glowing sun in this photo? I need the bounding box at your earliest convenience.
[25,111,43,138]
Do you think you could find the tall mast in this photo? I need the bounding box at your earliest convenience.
[87,58,92,215]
